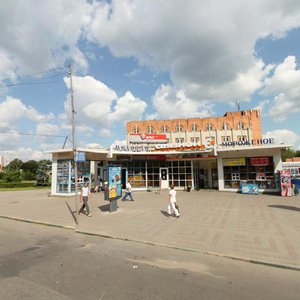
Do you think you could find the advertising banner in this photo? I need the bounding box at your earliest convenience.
[108,166,122,200]
[250,157,270,166]
[129,133,167,143]
[223,157,246,166]
[241,183,259,195]
[280,170,292,197]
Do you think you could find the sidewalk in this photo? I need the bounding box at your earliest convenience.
[1,189,300,270]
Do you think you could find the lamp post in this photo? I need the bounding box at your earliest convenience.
[69,65,79,224]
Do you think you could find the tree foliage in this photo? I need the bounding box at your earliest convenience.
[6,158,23,171]
[281,148,298,161]
[4,170,23,183]
[36,161,51,186]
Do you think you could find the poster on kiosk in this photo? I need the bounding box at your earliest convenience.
[108,166,122,200]
[280,170,292,197]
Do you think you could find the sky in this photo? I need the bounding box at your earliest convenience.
[1,0,300,163]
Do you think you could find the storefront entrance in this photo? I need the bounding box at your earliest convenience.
[160,167,169,189]
[193,167,208,189]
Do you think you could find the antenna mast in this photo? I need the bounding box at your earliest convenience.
[69,65,79,224]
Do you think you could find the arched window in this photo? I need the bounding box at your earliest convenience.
[133,125,139,134]
[237,122,246,130]
[206,123,213,131]
[147,126,154,134]
[191,123,198,132]
[222,122,230,130]
[176,124,183,132]
[161,125,169,133]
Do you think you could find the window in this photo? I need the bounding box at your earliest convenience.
[237,122,246,130]
[133,125,139,134]
[176,124,183,132]
[147,126,154,134]
[190,137,199,143]
[191,123,198,132]
[161,125,169,133]
[175,138,184,143]
[222,122,230,130]
[237,135,247,141]
[221,136,231,142]
[206,123,213,131]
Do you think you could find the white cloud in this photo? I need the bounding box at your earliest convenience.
[89,0,300,101]
[0,0,94,81]
[152,84,214,119]
[63,75,147,129]
[108,91,147,122]
[264,129,299,146]
[99,128,111,137]
[261,56,300,120]
[0,96,53,128]
[0,148,51,163]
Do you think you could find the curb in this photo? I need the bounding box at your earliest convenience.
[75,229,300,272]
[1,215,300,272]
[0,215,75,231]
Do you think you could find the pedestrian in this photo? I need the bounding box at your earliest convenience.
[79,182,92,217]
[167,185,180,218]
[122,181,134,201]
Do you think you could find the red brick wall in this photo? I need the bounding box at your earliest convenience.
[127,109,262,139]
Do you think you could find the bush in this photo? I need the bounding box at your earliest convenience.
[4,170,23,183]
[0,181,36,188]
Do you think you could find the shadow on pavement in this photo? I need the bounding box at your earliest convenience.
[65,201,77,224]
[160,210,170,217]
[98,204,110,212]
[269,205,300,212]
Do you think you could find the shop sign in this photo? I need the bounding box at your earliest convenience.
[220,137,274,147]
[113,145,150,152]
[75,151,85,162]
[282,162,300,168]
[155,142,209,151]
[223,157,246,166]
[250,157,269,166]
[129,133,167,143]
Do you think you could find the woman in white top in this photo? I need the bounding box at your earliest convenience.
[79,182,92,217]
[168,185,180,218]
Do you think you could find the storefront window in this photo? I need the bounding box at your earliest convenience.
[222,156,275,189]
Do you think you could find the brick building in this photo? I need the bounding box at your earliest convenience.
[49,109,290,196]
[127,109,262,146]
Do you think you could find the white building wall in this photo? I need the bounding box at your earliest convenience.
[51,159,58,195]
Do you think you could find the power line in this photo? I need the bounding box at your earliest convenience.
[0,67,68,88]
[0,131,68,138]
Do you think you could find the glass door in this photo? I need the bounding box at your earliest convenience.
[160,167,169,189]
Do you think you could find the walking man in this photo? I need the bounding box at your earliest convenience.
[79,182,92,217]
[168,185,180,218]
[122,181,134,201]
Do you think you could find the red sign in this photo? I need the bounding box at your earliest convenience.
[129,133,167,143]
[250,157,270,166]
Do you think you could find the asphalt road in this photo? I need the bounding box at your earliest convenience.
[0,219,300,300]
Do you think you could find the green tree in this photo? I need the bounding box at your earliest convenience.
[22,160,39,181]
[36,161,51,186]
[4,170,23,182]
[281,148,296,161]
[22,160,39,174]
[6,158,23,171]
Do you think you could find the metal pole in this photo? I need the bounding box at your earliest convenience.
[69,65,79,225]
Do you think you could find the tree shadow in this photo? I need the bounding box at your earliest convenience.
[268,205,300,212]
[65,201,78,224]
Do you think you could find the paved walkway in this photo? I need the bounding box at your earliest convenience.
[1,189,300,270]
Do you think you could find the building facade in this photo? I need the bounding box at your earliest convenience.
[127,110,262,147]
[49,109,289,196]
